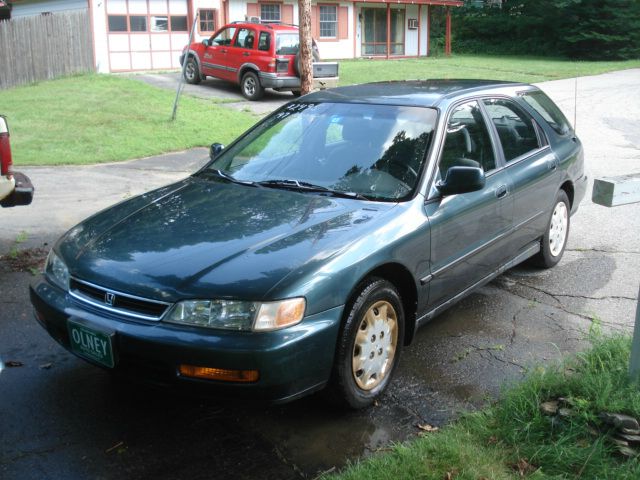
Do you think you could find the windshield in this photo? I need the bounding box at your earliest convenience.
[204,102,437,201]
[275,33,299,54]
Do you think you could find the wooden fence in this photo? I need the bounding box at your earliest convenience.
[0,11,95,90]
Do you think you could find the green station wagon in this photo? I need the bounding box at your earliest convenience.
[31,80,587,408]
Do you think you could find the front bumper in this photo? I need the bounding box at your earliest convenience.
[30,277,343,403]
[258,72,339,91]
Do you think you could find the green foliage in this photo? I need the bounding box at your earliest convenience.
[454,0,640,60]
[329,336,640,480]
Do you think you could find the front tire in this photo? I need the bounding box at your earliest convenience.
[327,278,404,409]
[240,71,264,101]
[184,57,201,84]
[530,189,570,268]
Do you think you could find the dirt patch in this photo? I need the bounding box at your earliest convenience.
[0,247,49,273]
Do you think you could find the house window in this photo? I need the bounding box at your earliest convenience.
[319,5,337,38]
[199,9,216,33]
[260,4,281,22]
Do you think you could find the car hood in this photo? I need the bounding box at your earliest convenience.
[58,177,395,302]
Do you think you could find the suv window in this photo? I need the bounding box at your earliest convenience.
[258,31,271,51]
[234,28,256,49]
[520,91,572,136]
[211,27,237,46]
[276,33,299,55]
[439,101,496,176]
[483,99,542,162]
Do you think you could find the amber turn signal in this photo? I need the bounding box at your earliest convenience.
[178,364,259,383]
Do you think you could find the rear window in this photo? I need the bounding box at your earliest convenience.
[520,91,572,136]
[276,33,299,55]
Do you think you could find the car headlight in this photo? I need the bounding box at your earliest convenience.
[165,298,306,332]
[45,250,69,291]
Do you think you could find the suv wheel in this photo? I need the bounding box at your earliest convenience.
[184,57,201,84]
[241,71,264,101]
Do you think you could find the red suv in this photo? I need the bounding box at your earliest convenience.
[180,21,338,100]
[1,115,34,208]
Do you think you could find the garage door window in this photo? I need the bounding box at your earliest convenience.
[108,15,127,32]
[130,15,147,32]
[171,16,188,32]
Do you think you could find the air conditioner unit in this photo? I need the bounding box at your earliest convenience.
[245,15,261,23]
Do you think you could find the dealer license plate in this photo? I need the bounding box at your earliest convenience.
[67,320,115,368]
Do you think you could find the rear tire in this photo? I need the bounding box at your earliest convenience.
[184,57,201,84]
[241,71,264,101]
[530,189,570,268]
[326,278,404,409]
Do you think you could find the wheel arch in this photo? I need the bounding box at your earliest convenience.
[560,179,574,209]
[184,50,202,71]
[237,63,261,84]
[346,262,418,347]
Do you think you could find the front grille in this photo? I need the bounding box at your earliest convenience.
[69,277,171,321]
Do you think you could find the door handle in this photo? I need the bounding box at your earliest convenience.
[548,160,558,171]
[221,48,227,53]
[243,52,250,57]
[495,185,508,198]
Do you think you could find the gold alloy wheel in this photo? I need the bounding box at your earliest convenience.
[352,300,398,391]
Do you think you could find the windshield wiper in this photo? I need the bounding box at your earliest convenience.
[257,179,369,200]
[200,169,257,187]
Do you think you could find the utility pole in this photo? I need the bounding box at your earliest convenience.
[298,0,313,95]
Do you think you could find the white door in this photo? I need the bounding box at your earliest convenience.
[105,0,189,71]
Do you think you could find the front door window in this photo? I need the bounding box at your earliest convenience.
[361,8,405,56]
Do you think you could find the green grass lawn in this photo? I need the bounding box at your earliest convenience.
[0,74,257,166]
[338,55,640,85]
[328,335,640,480]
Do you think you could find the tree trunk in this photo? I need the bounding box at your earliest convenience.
[298,0,313,94]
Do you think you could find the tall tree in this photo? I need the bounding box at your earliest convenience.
[298,0,313,94]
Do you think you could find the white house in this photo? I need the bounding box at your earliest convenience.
[8,0,462,73]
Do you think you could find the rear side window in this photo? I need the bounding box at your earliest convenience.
[258,31,271,51]
[520,91,572,136]
[483,99,542,162]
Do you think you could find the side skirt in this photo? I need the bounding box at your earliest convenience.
[415,240,541,331]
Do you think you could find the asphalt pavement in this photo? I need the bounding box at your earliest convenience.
[1,69,639,480]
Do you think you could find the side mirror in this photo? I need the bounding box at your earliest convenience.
[436,166,485,196]
[202,39,210,47]
[209,142,225,160]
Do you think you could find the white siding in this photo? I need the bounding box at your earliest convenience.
[11,0,87,18]
[420,6,429,57]
[404,4,418,57]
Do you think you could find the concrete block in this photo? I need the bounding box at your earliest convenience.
[592,173,640,207]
